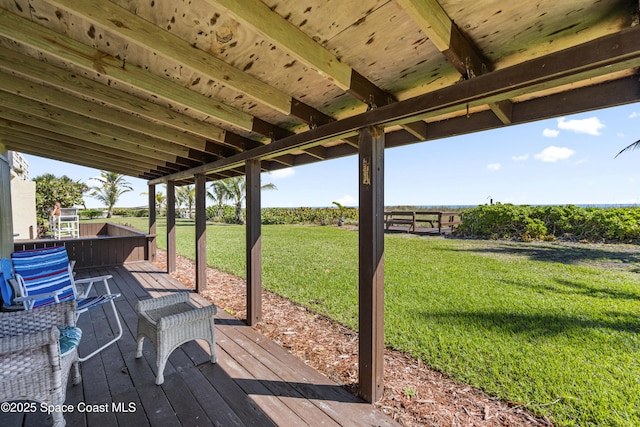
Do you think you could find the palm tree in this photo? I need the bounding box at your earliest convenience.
[223,176,277,224]
[615,138,640,157]
[90,171,133,218]
[207,181,229,220]
[175,185,195,218]
[155,191,167,215]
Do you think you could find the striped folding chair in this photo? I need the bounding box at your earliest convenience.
[8,246,123,362]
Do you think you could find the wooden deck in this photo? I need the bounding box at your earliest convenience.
[2,262,398,427]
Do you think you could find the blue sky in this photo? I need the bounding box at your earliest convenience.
[24,102,640,209]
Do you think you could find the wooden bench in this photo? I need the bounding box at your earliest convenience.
[384,211,462,233]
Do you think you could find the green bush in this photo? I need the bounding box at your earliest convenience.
[261,207,358,225]
[79,209,104,219]
[110,208,148,217]
[457,204,640,241]
[205,206,359,225]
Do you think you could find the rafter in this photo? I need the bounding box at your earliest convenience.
[149,25,640,184]
[395,0,513,124]
[0,124,169,171]
[0,105,183,164]
[2,137,158,177]
[0,70,214,152]
[0,10,339,153]
[213,0,430,143]
[0,43,227,146]
[47,0,293,114]
[0,92,199,159]
[0,10,255,135]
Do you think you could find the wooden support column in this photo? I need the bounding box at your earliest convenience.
[245,159,262,325]
[0,142,13,259]
[147,184,157,263]
[358,126,385,403]
[195,174,207,293]
[166,181,176,273]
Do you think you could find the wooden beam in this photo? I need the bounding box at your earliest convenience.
[205,0,428,150]
[148,185,157,264]
[0,9,254,131]
[0,91,195,159]
[1,137,157,177]
[0,104,185,164]
[245,159,262,325]
[0,70,213,152]
[395,0,514,124]
[395,0,483,75]
[148,26,640,185]
[0,123,170,172]
[385,74,640,148]
[358,126,385,403]
[195,174,207,293]
[47,0,293,115]
[302,146,327,161]
[400,121,428,141]
[166,182,176,274]
[0,46,229,147]
[211,0,352,90]
[0,11,314,151]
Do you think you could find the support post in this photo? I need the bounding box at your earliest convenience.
[0,142,13,259]
[166,181,176,273]
[147,184,157,263]
[358,126,385,403]
[195,174,207,293]
[245,159,262,325]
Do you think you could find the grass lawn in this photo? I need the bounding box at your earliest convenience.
[99,217,640,426]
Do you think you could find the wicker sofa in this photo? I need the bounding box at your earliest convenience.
[0,301,81,427]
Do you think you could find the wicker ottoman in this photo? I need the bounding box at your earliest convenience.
[135,293,217,385]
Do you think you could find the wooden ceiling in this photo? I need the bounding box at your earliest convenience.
[0,0,639,185]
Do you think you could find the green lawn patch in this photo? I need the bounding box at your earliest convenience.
[95,217,640,426]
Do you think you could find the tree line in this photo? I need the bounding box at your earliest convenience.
[34,172,274,235]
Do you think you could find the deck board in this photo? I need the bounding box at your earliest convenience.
[1,261,399,427]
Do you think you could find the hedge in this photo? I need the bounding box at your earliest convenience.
[455,203,640,241]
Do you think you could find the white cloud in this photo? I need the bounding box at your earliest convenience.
[617,132,625,138]
[629,112,639,119]
[542,128,559,138]
[268,168,295,179]
[512,154,529,162]
[557,117,605,136]
[534,146,575,162]
[333,194,356,206]
[487,163,501,171]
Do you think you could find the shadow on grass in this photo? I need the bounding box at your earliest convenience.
[447,242,640,271]
[419,309,640,336]
[501,276,640,301]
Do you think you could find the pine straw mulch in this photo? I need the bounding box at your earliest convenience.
[153,249,552,427]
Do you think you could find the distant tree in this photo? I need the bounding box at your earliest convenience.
[89,171,133,218]
[223,176,277,224]
[175,185,195,218]
[34,173,88,232]
[140,188,167,215]
[155,191,167,215]
[616,138,640,157]
[207,181,230,220]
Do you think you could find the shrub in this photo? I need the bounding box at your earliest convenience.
[80,209,104,219]
[457,204,640,241]
[260,207,358,225]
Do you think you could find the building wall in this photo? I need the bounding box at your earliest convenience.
[10,178,37,240]
[9,151,29,180]
[0,143,13,258]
